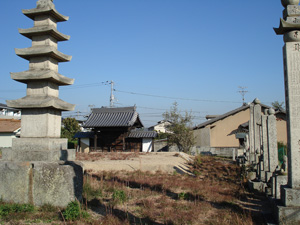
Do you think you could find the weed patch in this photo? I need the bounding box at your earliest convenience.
[62,201,89,221]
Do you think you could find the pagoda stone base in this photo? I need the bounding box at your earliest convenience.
[2,138,75,161]
[0,161,83,207]
[13,138,68,151]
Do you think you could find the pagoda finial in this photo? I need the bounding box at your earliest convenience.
[281,0,300,7]
[37,0,54,8]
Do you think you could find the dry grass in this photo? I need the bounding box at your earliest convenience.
[0,155,259,224]
[82,155,254,225]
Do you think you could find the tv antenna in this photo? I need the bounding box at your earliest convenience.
[238,86,248,104]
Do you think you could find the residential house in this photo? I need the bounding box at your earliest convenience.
[79,106,157,152]
[149,120,172,133]
[0,103,21,118]
[0,119,21,148]
[193,103,287,156]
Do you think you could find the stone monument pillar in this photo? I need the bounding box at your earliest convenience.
[261,111,269,182]
[267,109,279,175]
[274,0,300,223]
[248,98,262,177]
[0,0,82,207]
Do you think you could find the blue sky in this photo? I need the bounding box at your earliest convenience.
[0,0,287,127]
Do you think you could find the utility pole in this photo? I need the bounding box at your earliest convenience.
[110,81,115,108]
[103,81,116,108]
[238,86,248,104]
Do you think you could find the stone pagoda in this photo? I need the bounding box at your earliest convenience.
[0,0,82,207]
[274,0,300,223]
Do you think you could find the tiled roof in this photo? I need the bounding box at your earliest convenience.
[83,107,143,128]
[194,103,270,130]
[0,119,21,133]
[128,130,157,138]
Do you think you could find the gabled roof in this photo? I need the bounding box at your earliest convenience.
[128,130,157,138]
[0,119,21,133]
[83,106,143,128]
[194,103,270,130]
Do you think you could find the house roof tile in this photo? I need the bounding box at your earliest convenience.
[193,103,270,130]
[128,130,157,138]
[0,119,21,133]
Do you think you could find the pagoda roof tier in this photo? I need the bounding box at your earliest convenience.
[11,69,74,86]
[7,96,75,111]
[22,6,69,22]
[19,25,70,42]
[15,46,72,62]
[274,18,300,35]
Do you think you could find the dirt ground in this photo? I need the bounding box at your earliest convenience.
[79,152,193,175]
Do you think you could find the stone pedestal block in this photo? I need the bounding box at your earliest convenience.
[276,204,300,225]
[0,161,83,207]
[248,180,267,192]
[271,175,287,199]
[13,138,67,151]
[4,138,75,161]
[21,108,62,138]
[281,186,300,207]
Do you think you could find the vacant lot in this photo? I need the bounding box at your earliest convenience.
[0,153,269,224]
[78,152,193,175]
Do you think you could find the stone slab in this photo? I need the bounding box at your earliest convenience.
[2,147,76,162]
[0,162,31,204]
[271,175,287,200]
[12,138,67,151]
[248,180,267,192]
[276,204,300,224]
[281,186,300,207]
[0,161,83,207]
[33,161,83,207]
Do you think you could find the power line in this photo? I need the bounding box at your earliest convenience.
[115,89,241,103]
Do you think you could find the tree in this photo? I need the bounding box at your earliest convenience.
[271,101,285,111]
[61,117,80,142]
[163,102,195,154]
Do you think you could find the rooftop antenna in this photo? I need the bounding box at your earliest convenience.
[238,86,248,104]
[88,104,95,112]
[102,81,116,107]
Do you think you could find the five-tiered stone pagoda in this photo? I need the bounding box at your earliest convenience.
[0,0,82,207]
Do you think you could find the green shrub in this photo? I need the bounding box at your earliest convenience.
[178,192,188,200]
[62,201,89,221]
[112,190,127,204]
[0,203,34,218]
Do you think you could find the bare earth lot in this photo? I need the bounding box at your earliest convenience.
[78,152,193,175]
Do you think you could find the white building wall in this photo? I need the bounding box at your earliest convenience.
[142,138,153,152]
[81,138,90,146]
[0,133,17,148]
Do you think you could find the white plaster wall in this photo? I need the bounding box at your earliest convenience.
[0,133,17,148]
[81,138,89,146]
[142,138,152,152]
